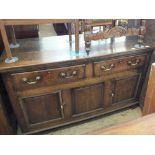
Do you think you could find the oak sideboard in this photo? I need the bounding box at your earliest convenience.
[0,34,153,134]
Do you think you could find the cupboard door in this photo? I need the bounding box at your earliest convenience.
[12,64,86,91]
[112,74,141,104]
[143,64,155,115]
[71,83,104,117]
[19,91,64,126]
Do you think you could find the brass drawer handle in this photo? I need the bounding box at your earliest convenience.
[59,91,65,119]
[22,76,41,85]
[100,64,115,71]
[127,59,140,66]
[111,93,115,97]
[59,70,78,79]
[60,103,66,118]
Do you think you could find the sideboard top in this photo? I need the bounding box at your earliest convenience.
[0,34,154,72]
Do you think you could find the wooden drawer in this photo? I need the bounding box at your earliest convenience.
[94,54,146,77]
[11,65,86,91]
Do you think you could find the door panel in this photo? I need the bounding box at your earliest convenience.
[19,91,63,126]
[71,83,104,117]
[112,74,141,104]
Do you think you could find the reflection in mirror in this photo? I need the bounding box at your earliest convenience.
[6,22,75,50]
[6,22,75,41]
[38,23,74,38]
[83,19,146,52]
[5,19,145,54]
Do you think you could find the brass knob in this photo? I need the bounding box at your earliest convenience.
[111,93,115,97]
[72,70,77,76]
[60,72,66,78]
[36,76,41,80]
[127,59,140,66]
[22,77,27,82]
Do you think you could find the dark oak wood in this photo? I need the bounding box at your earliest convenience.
[11,64,86,91]
[88,113,155,135]
[0,31,153,134]
[0,35,153,73]
[71,83,104,117]
[93,54,146,77]
[112,74,141,104]
[19,91,64,127]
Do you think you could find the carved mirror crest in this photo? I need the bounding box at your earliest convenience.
[83,19,146,51]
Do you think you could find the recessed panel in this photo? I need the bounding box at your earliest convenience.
[72,83,104,116]
[20,92,62,125]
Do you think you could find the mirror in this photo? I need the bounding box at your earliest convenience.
[83,19,145,51]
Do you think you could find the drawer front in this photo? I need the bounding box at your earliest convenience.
[94,54,146,77]
[11,65,86,91]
